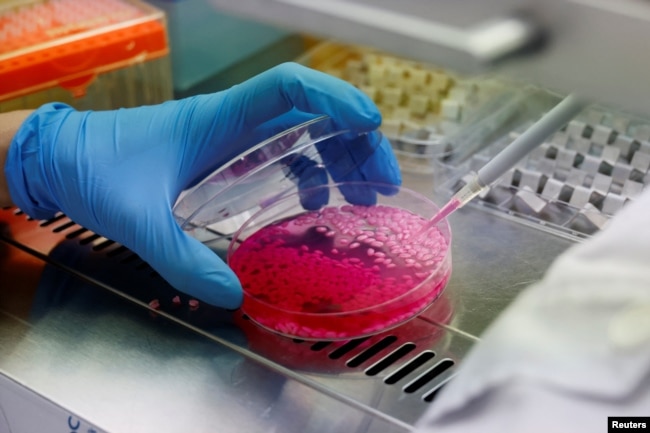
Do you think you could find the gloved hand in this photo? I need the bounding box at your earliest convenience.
[5,62,401,309]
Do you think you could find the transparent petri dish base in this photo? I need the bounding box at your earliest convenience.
[228,182,452,341]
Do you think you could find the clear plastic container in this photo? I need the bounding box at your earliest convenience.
[174,116,372,238]
[433,100,650,240]
[173,116,453,340]
[227,182,452,341]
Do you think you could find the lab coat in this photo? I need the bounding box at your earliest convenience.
[414,188,650,432]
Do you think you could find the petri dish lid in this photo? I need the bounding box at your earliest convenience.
[173,115,380,237]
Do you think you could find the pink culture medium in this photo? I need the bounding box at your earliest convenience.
[229,204,451,340]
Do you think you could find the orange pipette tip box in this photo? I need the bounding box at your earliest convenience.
[0,0,169,101]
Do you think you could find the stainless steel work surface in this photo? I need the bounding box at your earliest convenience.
[0,173,574,432]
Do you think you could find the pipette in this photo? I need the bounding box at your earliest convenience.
[423,93,587,230]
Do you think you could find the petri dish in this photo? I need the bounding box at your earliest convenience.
[232,293,453,372]
[227,182,452,341]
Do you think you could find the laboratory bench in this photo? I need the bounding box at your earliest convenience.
[0,169,574,432]
[3,0,650,431]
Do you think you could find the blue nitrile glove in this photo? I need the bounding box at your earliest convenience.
[5,62,401,310]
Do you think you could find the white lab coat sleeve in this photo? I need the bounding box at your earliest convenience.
[414,188,650,433]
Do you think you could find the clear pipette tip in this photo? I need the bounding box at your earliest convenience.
[416,94,587,237]
[428,197,461,227]
[418,174,486,235]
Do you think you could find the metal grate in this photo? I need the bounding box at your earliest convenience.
[1,206,477,425]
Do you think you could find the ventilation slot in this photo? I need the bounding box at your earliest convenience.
[346,336,397,368]
[310,341,332,352]
[106,245,129,258]
[92,239,115,251]
[40,214,65,226]
[328,337,370,360]
[365,343,416,376]
[423,380,450,402]
[52,221,76,233]
[79,234,101,245]
[384,350,436,385]
[119,254,139,264]
[66,227,88,239]
[403,359,454,394]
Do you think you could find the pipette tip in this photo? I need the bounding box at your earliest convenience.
[430,198,461,226]
[414,198,461,238]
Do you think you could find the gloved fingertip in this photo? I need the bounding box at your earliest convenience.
[181,253,244,310]
[275,62,383,132]
[364,132,403,189]
[291,156,330,210]
[340,183,378,206]
[201,266,244,310]
[148,225,245,310]
[374,183,401,197]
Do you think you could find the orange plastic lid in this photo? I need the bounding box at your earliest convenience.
[0,0,169,100]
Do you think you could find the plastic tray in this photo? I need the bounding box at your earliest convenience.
[296,41,513,173]
[433,100,650,240]
[0,0,171,109]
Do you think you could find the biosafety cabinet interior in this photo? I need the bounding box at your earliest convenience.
[1,1,649,432]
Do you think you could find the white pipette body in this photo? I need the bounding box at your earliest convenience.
[424,93,587,229]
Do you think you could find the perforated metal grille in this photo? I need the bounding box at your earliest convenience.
[2,207,476,424]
